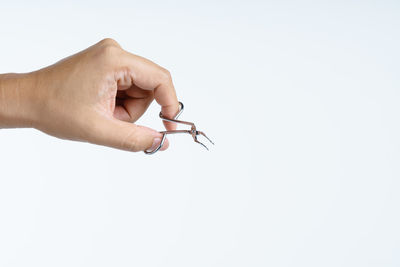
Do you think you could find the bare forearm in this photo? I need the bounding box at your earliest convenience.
[0,73,38,128]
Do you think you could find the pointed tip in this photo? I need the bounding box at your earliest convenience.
[197,131,215,146]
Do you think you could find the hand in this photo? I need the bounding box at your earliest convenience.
[0,39,180,152]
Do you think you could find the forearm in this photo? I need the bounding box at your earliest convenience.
[0,73,38,128]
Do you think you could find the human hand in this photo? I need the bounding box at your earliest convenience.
[0,39,179,152]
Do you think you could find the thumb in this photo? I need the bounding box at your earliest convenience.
[89,116,169,152]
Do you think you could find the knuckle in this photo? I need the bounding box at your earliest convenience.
[159,67,172,82]
[99,38,120,48]
[97,47,118,66]
[97,39,121,60]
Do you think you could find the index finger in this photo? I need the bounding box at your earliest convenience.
[119,50,180,130]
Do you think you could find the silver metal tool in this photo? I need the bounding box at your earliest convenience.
[144,102,214,154]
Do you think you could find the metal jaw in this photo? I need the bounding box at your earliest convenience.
[144,102,214,154]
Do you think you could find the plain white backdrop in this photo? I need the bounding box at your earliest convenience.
[0,1,400,266]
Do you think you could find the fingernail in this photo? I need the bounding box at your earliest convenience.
[147,138,161,152]
[160,137,169,151]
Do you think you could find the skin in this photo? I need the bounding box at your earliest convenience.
[0,38,180,152]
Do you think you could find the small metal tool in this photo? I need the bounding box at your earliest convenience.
[144,102,214,154]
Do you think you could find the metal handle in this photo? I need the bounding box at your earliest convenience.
[144,102,184,155]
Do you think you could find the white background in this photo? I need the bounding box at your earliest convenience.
[0,1,400,266]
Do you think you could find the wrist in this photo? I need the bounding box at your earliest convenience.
[0,72,40,128]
